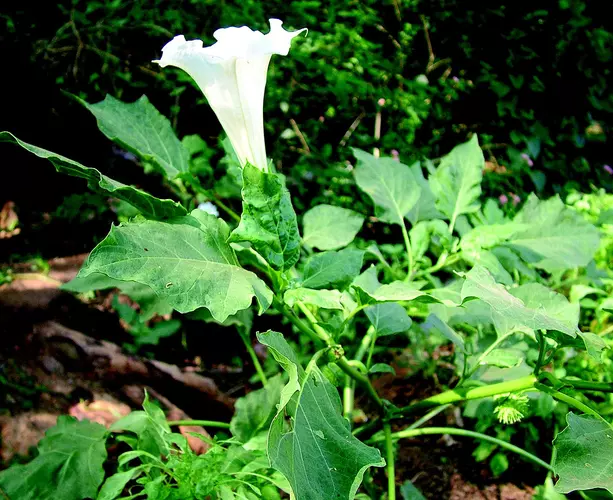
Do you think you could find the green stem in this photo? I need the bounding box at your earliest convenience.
[343,304,369,324]
[183,175,241,222]
[534,331,546,374]
[294,301,385,413]
[536,384,603,419]
[406,404,450,430]
[370,427,553,472]
[365,331,378,370]
[212,196,241,223]
[400,220,414,280]
[561,379,613,393]
[238,331,268,386]
[167,420,231,429]
[465,330,517,379]
[448,214,458,236]
[414,252,461,278]
[273,297,325,347]
[393,375,537,418]
[295,301,335,345]
[355,326,376,363]
[343,376,354,419]
[337,356,385,413]
[384,423,396,500]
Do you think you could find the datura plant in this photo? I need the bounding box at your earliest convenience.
[2,17,613,500]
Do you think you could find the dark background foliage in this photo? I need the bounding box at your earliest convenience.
[1,0,611,258]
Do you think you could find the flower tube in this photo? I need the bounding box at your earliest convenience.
[154,19,306,172]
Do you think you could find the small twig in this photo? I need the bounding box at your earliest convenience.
[375,24,402,50]
[420,15,435,69]
[339,111,366,147]
[391,0,402,22]
[289,118,311,154]
[69,10,84,79]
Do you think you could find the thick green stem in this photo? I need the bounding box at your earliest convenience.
[400,220,414,280]
[561,379,613,392]
[536,384,603,419]
[273,297,325,347]
[343,376,354,418]
[238,331,268,387]
[295,301,385,413]
[168,420,231,429]
[384,423,396,500]
[393,375,538,418]
[370,427,553,472]
[336,357,385,412]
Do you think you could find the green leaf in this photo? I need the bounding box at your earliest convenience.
[422,314,465,351]
[76,94,189,179]
[430,135,484,228]
[369,363,396,375]
[229,164,301,271]
[284,288,344,310]
[410,220,450,261]
[301,248,365,290]
[365,303,412,336]
[77,211,272,322]
[302,204,365,251]
[230,374,283,444]
[460,266,578,337]
[0,416,107,500]
[406,162,443,224]
[553,412,613,494]
[490,452,509,476]
[353,149,422,225]
[0,132,186,219]
[483,349,523,368]
[400,480,427,500]
[257,331,385,500]
[509,283,605,358]
[355,280,444,305]
[504,194,600,272]
[97,469,141,500]
[110,392,171,456]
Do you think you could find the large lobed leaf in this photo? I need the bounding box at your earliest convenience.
[77,210,272,322]
[302,204,365,250]
[504,194,600,272]
[0,416,108,500]
[0,132,186,219]
[553,412,613,494]
[430,134,483,228]
[76,94,190,179]
[230,164,301,271]
[460,265,578,337]
[258,331,385,500]
[353,148,422,225]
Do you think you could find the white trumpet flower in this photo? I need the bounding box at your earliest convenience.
[154,19,306,172]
